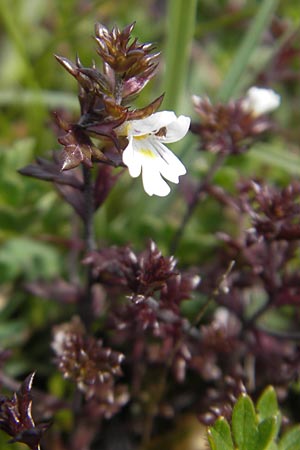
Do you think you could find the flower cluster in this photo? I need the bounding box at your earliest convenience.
[84,240,178,297]
[240,180,300,240]
[51,23,189,196]
[20,23,190,198]
[191,87,280,155]
[52,316,127,416]
[195,179,300,408]
[94,22,159,83]
[85,241,200,383]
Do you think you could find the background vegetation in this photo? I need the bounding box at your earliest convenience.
[1,0,300,449]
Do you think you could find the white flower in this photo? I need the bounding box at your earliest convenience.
[117,111,190,196]
[241,86,281,116]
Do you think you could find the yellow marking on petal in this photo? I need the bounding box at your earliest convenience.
[134,134,149,140]
[139,148,156,158]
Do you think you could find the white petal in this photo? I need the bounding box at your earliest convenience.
[129,138,172,196]
[159,115,191,143]
[241,87,281,116]
[141,162,171,197]
[122,138,142,178]
[150,138,186,183]
[124,111,177,136]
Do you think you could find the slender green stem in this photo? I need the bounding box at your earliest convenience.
[217,0,279,102]
[163,0,197,112]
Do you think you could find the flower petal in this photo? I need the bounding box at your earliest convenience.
[122,137,142,177]
[129,138,172,196]
[160,115,191,143]
[241,87,281,116]
[141,162,171,197]
[126,111,177,136]
[150,138,186,183]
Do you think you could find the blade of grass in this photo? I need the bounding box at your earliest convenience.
[248,143,300,177]
[163,0,197,113]
[237,24,300,94]
[195,6,255,38]
[217,0,279,102]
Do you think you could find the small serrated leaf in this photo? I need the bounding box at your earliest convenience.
[207,417,234,450]
[278,425,300,450]
[232,393,258,450]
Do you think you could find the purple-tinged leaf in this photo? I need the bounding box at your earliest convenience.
[0,373,51,450]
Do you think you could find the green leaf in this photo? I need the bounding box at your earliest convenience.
[257,386,279,421]
[257,386,281,440]
[0,237,62,282]
[207,417,234,450]
[279,425,300,450]
[255,417,278,450]
[232,394,257,450]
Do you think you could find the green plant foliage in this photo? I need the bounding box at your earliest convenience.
[232,394,259,450]
[0,237,62,282]
[207,417,234,450]
[278,426,300,450]
[208,388,300,450]
[1,0,300,448]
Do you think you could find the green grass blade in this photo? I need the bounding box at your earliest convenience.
[163,0,197,113]
[248,143,300,177]
[217,0,279,102]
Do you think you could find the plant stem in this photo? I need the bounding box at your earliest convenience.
[170,152,227,254]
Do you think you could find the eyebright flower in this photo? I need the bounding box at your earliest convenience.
[117,111,190,196]
[241,86,281,116]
